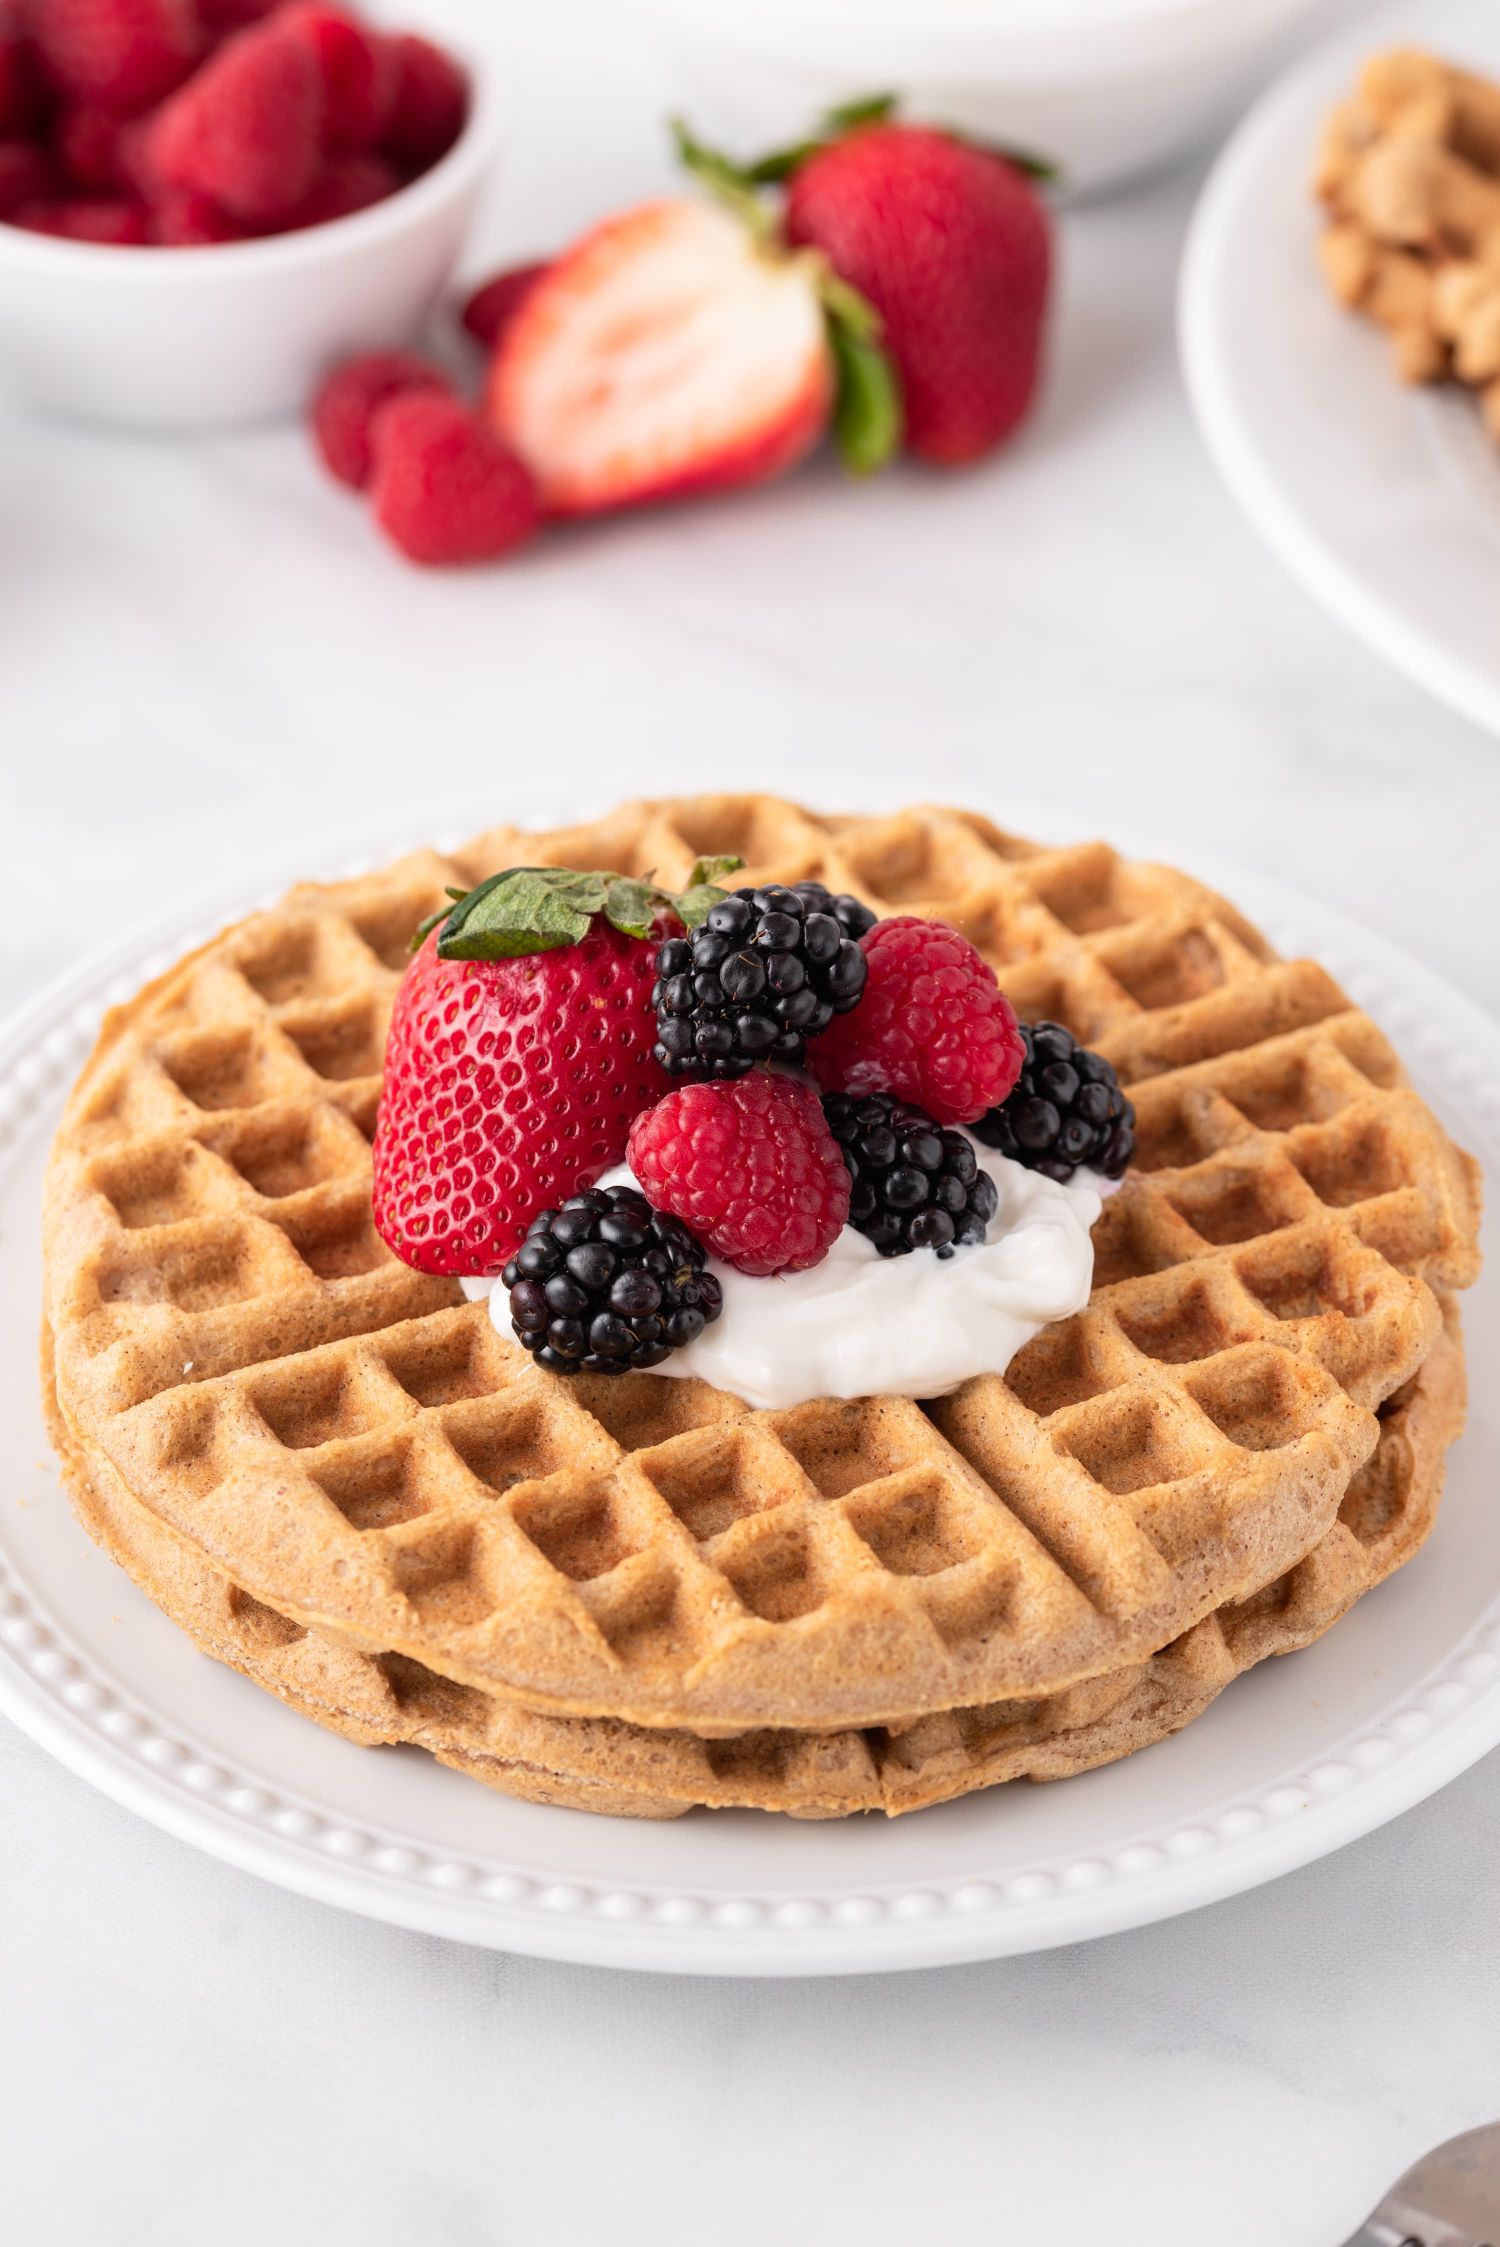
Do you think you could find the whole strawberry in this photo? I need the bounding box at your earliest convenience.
[371,859,744,1276]
[784,120,1051,466]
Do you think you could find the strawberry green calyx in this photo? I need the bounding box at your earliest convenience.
[670,112,902,474]
[671,117,775,244]
[413,857,745,961]
[743,94,899,185]
[743,93,1058,188]
[819,269,903,475]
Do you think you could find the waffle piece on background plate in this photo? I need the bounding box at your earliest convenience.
[1317,47,1500,439]
[41,800,1481,1778]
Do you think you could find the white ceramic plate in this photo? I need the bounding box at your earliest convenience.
[1179,0,1500,742]
[0,799,1495,1976]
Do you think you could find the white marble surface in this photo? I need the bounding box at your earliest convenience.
[1,5,1496,2242]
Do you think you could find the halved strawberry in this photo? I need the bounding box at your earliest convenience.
[486,197,835,518]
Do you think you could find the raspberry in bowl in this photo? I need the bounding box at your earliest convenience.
[0,0,499,426]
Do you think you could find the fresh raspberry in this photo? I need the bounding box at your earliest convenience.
[0,135,53,211]
[279,5,395,152]
[309,348,450,489]
[628,1074,851,1277]
[149,183,247,241]
[372,917,669,1277]
[113,104,156,191]
[198,0,277,24]
[284,150,395,228]
[460,258,547,349]
[369,392,540,567]
[56,101,123,187]
[11,190,147,238]
[0,5,46,134]
[381,31,465,171]
[808,916,1025,1127]
[147,16,324,223]
[28,0,197,117]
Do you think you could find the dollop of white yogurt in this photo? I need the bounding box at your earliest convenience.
[466,1134,1107,1413]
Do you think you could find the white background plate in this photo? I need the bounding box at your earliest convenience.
[0,799,1495,1976]
[1179,0,1500,743]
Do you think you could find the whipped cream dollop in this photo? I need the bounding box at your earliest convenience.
[465,1133,1106,1412]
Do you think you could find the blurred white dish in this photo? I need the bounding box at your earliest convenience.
[1180,0,1500,742]
[0,32,498,430]
[619,0,1334,198]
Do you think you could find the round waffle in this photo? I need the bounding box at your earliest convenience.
[41,1309,1466,1817]
[43,798,1482,1733]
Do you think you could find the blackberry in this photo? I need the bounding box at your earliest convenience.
[652,884,868,1080]
[822,1092,999,1259]
[972,1021,1135,1184]
[502,1185,723,1375]
[789,880,877,944]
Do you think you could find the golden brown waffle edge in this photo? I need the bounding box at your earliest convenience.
[41,1309,1466,1818]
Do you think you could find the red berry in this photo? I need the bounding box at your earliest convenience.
[28,0,196,118]
[279,5,395,153]
[381,31,464,171]
[0,6,46,134]
[628,1074,850,1277]
[369,392,539,567]
[284,150,396,228]
[489,200,832,518]
[309,348,449,489]
[114,104,164,194]
[372,918,669,1277]
[148,182,246,241]
[56,101,122,187]
[808,917,1024,1126]
[785,124,1051,466]
[460,258,547,349]
[11,190,147,238]
[198,0,277,24]
[0,135,53,211]
[147,17,324,223]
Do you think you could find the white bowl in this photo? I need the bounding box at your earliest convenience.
[621,0,1336,199]
[0,61,500,429]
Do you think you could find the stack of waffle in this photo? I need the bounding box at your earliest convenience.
[1318,47,1500,438]
[41,798,1481,1817]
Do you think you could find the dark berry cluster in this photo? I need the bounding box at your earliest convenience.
[652,882,870,1080]
[787,880,877,944]
[822,1092,999,1258]
[502,1185,722,1374]
[972,1021,1135,1183]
